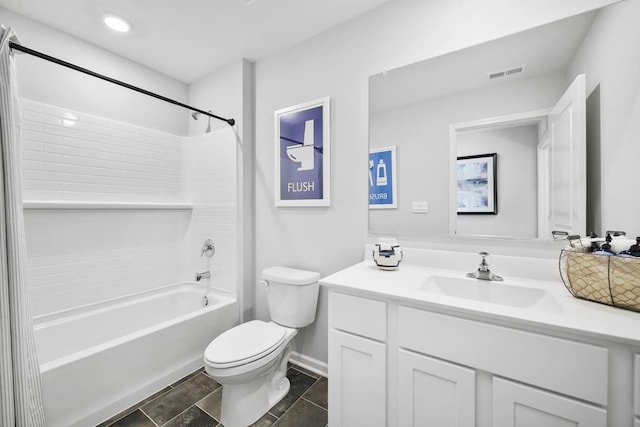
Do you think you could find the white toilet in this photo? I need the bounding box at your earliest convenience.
[203,266,320,427]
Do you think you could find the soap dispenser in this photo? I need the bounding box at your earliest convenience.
[593,233,616,256]
[619,237,640,258]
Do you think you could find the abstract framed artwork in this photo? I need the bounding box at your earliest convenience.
[456,153,497,214]
[274,97,330,207]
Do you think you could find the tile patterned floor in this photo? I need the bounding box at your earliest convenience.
[97,364,328,427]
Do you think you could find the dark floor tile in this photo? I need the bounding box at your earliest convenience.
[249,412,277,427]
[268,367,316,418]
[163,406,217,427]
[197,389,276,427]
[142,373,221,425]
[171,367,205,388]
[105,409,156,427]
[302,377,328,409]
[273,399,327,427]
[197,387,222,421]
[97,387,172,426]
[290,364,321,380]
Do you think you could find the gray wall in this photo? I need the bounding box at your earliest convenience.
[369,73,565,237]
[567,0,640,236]
[457,125,538,238]
[253,0,617,366]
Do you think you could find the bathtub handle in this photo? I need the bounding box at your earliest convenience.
[201,239,215,258]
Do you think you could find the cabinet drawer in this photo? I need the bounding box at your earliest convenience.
[398,306,608,405]
[635,354,640,416]
[329,292,386,341]
[493,378,606,427]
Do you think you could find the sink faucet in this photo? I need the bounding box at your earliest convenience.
[467,251,503,281]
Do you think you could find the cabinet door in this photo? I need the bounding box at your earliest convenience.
[328,329,386,427]
[493,378,606,427]
[398,349,475,427]
[635,353,640,416]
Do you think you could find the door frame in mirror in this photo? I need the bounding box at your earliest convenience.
[448,109,551,237]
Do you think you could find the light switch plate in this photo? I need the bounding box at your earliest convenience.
[412,201,429,213]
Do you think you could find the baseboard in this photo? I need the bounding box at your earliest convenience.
[289,351,328,378]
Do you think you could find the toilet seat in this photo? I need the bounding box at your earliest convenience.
[205,320,287,369]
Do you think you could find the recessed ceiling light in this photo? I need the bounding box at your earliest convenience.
[103,14,132,33]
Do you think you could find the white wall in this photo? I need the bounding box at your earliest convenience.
[254,0,617,366]
[188,59,255,320]
[188,61,244,136]
[369,73,564,237]
[1,7,189,135]
[456,125,538,238]
[567,0,640,237]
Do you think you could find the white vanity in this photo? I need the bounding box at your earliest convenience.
[322,247,640,427]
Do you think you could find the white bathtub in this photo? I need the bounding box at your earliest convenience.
[33,282,239,427]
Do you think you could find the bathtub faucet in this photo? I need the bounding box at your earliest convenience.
[196,271,211,281]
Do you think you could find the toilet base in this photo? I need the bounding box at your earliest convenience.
[218,344,294,427]
[220,372,290,427]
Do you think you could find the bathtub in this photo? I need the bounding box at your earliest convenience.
[32,282,238,427]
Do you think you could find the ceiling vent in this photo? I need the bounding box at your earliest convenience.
[488,64,526,80]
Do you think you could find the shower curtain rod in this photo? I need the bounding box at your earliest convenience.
[8,42,235,126]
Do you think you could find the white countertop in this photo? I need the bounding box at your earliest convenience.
[321,260,640,346]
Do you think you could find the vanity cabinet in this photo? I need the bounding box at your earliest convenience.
[326,289,640,427]
[493,378,606,427]
[635,354,640,426]
[398,349,475,426]
[328,292,387,427]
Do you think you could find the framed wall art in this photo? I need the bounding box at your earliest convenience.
[457,153,497,214]
[274,97,330,207]
[369,146,397,209]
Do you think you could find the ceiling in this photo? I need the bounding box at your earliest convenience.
[0,0,392,83]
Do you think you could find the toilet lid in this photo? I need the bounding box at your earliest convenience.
[205,320,287,368]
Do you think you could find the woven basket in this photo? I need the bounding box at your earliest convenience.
[559,249,640,312]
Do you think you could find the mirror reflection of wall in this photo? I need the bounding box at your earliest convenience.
[369,6,634,241]
[456,125,538,238]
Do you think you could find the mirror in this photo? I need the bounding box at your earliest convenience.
[369,10,601,240]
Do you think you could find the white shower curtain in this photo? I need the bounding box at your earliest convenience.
[0,26,46,427]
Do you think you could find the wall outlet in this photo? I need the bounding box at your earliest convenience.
[412,201,429,213]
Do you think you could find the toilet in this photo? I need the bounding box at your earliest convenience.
[203,266,320,427]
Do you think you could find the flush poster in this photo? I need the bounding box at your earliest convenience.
[274,97,330,207]
[369,146,397,209]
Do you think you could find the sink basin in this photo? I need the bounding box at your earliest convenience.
[421,275,555,309]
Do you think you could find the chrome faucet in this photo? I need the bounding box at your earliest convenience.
[196,239,215,281]
[466,251,503,281]
[196,271,211,281]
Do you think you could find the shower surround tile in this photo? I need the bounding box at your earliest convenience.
[19,99,238,316]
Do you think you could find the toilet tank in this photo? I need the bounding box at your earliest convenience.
[263,266,321,328]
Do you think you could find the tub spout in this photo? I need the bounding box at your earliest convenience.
[196,271,211,281]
